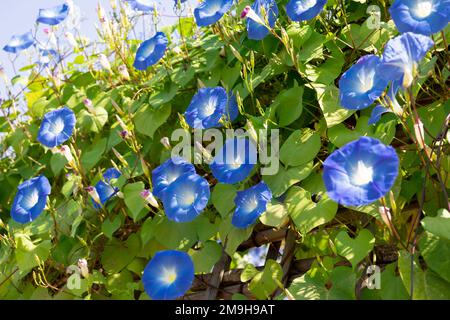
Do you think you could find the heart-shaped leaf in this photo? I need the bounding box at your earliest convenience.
[286,187,338,235]
[335,229,375,268]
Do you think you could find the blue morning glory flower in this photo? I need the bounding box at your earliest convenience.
[323,137,399,207]
[103,167,121,182]
[133,32,168,71]
[210,137,257,184]
[126,0,156,12]
[37,107,76,148]
[286,0,327,21]
[390,0,450,36]
[378,32,434,88]
[339,55,388,110]
[152,157,196,199]
[10,176,51,224]
[232,182,272,229]
[194,0,234,27]
[161,173,210,223]
[3,32,34,54]
[37,3,70,26]
[184,87,239,129]
[246,0,279,40]
[92,168,122,209]
[142,250,194,300]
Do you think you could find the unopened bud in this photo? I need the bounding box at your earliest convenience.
[86,186,101,206]
[118,64,130,81]
[119,130,129,139]
[241,6,265,26]
[140,189,159,208]
[160,137,171,149]
[77,259,89,278]
[99,54,111,71]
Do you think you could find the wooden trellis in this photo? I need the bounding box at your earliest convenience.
[182,206,406,300]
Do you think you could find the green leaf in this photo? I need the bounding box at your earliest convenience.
[123,182,147,221]
[419,231,450,282]
[313,84,355,128]
[102,215,122,239]
[279,129,321,167]
[272,84,304,127]
[421,209,450,240]
[398,250,450,299]
[286,187,337,235]
[241,263,260,282]
[379,263,409,300]
[77,107,109,133]
[335,229,375,268]
[248,260,283,299]
[259,201,289,228]
[263,161,313,197]
[153,217,198,250]
[190,241,222,273]
[80,138,107,171]
[219,215,253,256]
[50,153,67,176]
[211,184,237,217]
[134,104,171,138]
[14,234,51,274]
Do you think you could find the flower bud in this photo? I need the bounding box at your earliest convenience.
[118,64,130,81]
[77,258,89,278]
[241,6,265,26]
[140,189,159,208]
[86,186,101,206]
[98,54,111,71]
[160,137,171,150]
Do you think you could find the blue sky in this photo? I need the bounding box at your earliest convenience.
[0,0,197,93]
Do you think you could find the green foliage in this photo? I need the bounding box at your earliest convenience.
[0,0,448,301]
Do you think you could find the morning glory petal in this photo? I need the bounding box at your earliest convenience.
[152,157,196,199]
[368,105,391,125]
[161,173,210,223]
[323,137,399,207]
[210,137,257,184]
[339,55,388,110]
[3,32,35,53]
[232,182,272,228]
[194,0,234,26]
[286,0,327,21]
[390,0,450,36]
[142,250,194,300]
[133,32,168,70]
[246,0,279,40]
[184,87,238,129]
[37,3,70,26]
[378,32,434,88]
[10,176,51,224]
[37,107,76,148]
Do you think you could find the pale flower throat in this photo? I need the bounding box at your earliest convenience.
[352,161,374,186]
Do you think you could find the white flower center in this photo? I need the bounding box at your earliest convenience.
[203,1,222,15]
[203,98,217,117]
[411,1,434,19]
[229,157,242,169]
[244,196,259,212]
[357,70,375,93]
[166,171,180,184]
[302,0,317,10]
[49,117,65,135]
[352,161,374,186]
[41,10,58,18]
[178,187,196,207]
[23,188,40,209]
[140,42,155,59]
[161,268,177,284]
